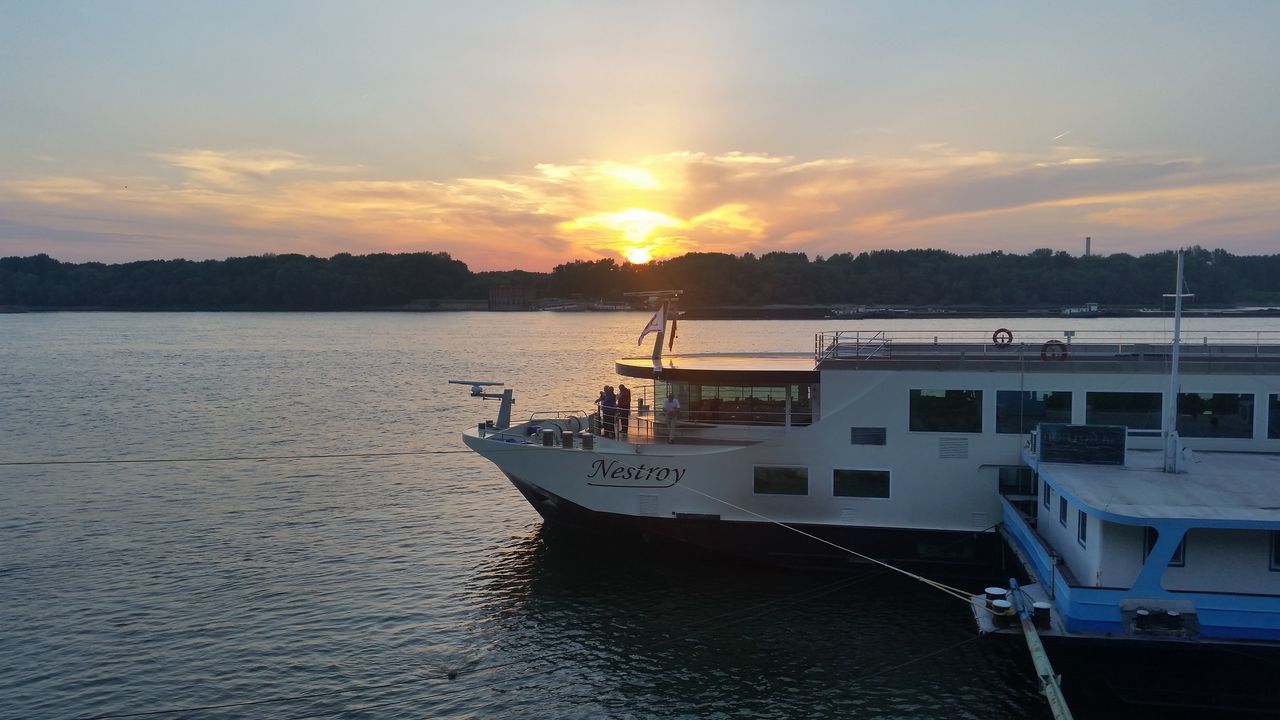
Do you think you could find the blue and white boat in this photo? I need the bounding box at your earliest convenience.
[976,253,1280,713]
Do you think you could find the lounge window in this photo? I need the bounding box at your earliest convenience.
[909,389,982,433]
[1077,510,1087,547]
[1043,483,1052,510]
[659,382,815,427]
[1143,527,1185,567]
[997,391,1072,434]
[1177,393,1253,438]
[833,469,890,498]
[754,466,808,495]
[1270,395,1280,440]
[1059,497,1068,526]
[1086,392,1162,430]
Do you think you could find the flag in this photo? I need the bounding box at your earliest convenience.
[637,304,665,345]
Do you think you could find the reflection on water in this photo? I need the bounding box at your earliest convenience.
[5,312,1275,718]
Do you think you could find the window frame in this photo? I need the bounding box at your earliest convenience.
[752,465,809,496]
[1077,510,1087,547]
[908,389,984,434]
[1059,496,1068,527]
[832,468,891,499]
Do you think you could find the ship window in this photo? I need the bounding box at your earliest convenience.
[997,467,1036,496]
[1177,393,1253,438]
[909,389,982,433]
[1269,395,1280,439]
[833,469,890,498]
[1143,527,1185,567]
[1059,497,1068,526]
[753,466,808,495]
[1085,392,1162,430]
[1042,482,1052,510]
[850,427,887,445]
[1077,510,1087,547]
[996,391,1072,434]
[660,383,815,427]
[1271,531,1280,571]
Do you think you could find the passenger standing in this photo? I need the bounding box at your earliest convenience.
[616,384,631,437]
[602,385,617,439]
[663,392,680,443]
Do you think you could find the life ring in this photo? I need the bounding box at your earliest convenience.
[992,328,1013,346]
[1040,340,1068,361]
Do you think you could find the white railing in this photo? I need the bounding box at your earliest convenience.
[816,329,1280,363]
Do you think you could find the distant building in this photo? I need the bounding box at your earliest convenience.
[489,283,537,311]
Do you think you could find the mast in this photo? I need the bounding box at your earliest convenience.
[1163,249,1191,473]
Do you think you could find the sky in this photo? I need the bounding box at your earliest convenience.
[1,1,1278,271]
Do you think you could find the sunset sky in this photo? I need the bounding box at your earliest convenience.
[2,1,1278,271]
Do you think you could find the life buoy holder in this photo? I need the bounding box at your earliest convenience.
[1040,340,1068,362]
[992,328,1013,346]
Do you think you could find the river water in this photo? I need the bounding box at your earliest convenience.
[3,312,1272,719]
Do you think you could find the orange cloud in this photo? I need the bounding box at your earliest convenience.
[2,147,1279,268]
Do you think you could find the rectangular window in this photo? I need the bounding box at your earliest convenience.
[1177,393,1253,438]
[1043,482,1052,510]
[996,391,1072,434]
[909,389,983,433]
[1271,531,1280,572]
[833,469,890,498]
[997,467,1036,496]
[753,466,808,495]
[1059,497,1068,526]
[1270,395,1280,440]
[850,427,887,445]
[1143,527,1186,567]
[1077,510,1087,547]
[1086,391,1162,430]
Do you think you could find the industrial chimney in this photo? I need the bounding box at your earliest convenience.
[1085,236,1092,257]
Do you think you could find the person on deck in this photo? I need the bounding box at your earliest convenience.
[600,385,617,439]
[616,384,632,437]
[663,391,680,443]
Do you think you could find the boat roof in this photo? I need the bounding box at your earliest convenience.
[616,353,819,384]
[1031,449,1280,528]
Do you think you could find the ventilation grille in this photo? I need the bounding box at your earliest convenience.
[971,511,989,529]
[638,495,659,516]
[850,427,887,445]
[939,437,969,459]
[839,508,857,523]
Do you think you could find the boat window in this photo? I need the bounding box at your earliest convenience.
[1085,391,1162,430]
[909,389,982,433]
[833,469,890,498]
[997,467,1036,496]
[1143,527,1185,567]
[850,427,887,445]
[753,466,808,495]
[1058,497,1068,526]
[1042,482,1052,510]
[1077,510,1087,547]
[1177,393,1253,438]
[656,381,816,426]
[1271,532,1280,571]
[1270,395,1280,440]
[996,391,1072,434]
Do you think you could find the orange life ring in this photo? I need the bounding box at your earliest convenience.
[992,328,1013,346]
[1040,340,1067,361]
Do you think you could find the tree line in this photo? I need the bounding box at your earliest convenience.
[2,246,1279,310]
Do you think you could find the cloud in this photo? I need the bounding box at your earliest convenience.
[2,145,1279,269]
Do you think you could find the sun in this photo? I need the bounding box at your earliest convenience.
[624,246,652,264]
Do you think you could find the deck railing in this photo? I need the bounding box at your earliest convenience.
[816,329,1280,364]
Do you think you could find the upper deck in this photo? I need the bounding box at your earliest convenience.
[816,329,1280,375]
[1026,449,1280,527]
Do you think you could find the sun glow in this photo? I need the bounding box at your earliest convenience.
[623,246,653,264]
